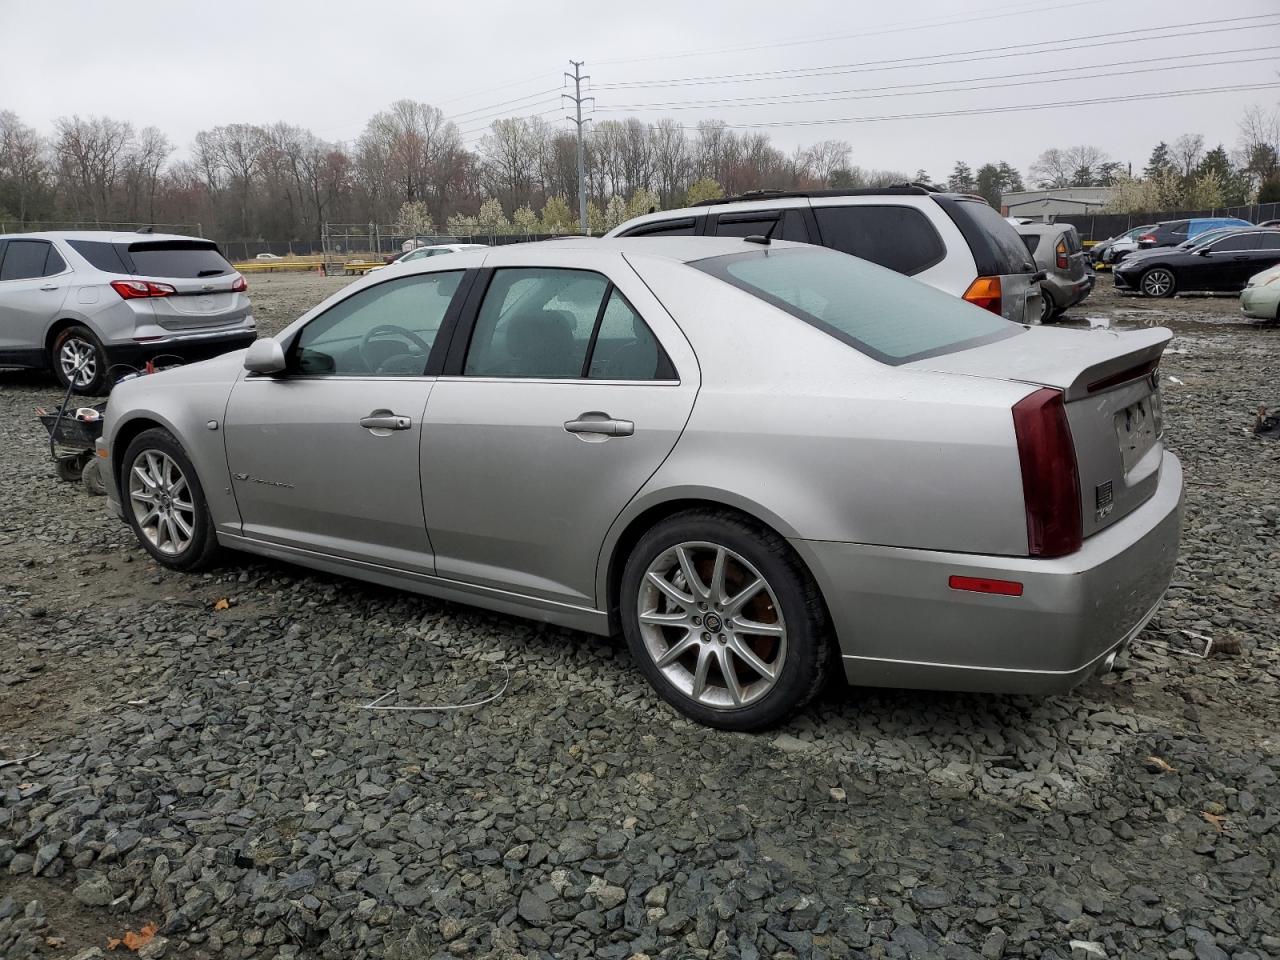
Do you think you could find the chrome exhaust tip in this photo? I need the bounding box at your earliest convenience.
[1097,651,1118,676]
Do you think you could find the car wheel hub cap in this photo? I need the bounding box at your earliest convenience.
[59,339,96,386]
[128,450,196,556]
[637,541,787,710]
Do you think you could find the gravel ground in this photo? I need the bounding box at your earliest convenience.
[1,273,1278,960]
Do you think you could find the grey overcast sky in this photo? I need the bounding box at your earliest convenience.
[2,0,1279,179]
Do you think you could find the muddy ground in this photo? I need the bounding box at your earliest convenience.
[0,272,1277,960]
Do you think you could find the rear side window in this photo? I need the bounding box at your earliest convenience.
[621,218,698,238]
[1061,228,1081,253]
[66,239,132,274]
[1019,234,1040,256]
[127,240,233,278]
[0,240,55,281]
[814,205,945,276]
[713,209,813,243]
[1211,234,1261,252]
[1261,234,1280,250]
[943,198,1034,275]
[694,247,1018,365]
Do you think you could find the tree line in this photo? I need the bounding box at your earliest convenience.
[2,101,1278,242]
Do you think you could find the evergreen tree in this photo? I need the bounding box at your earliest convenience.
[1144,142,1173,180]
[947,161,976,193]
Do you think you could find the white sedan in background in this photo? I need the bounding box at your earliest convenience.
[373,243,488,270]
[1242,263,1280,321]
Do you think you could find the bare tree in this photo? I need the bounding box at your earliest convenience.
[1171,133,1205,179]
[0,111,49,222]
[1237,105,1280,188]
[803,140,851,187]
[53,115,136,220]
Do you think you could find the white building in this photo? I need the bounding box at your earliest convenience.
[1000,187,1114,220]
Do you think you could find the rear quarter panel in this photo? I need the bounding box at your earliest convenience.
[601,257,1033,594]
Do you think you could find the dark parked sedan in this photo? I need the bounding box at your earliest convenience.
[1114,228,1280,297]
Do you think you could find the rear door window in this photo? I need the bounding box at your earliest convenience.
[1019,234,1040,256]
[0,239,54,281]
[1211,234,1261,252]
[695,247,1018,365]
[126,241,234,278]
[813,205,945,276]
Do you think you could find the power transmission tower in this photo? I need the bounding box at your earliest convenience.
[563,60,594,235]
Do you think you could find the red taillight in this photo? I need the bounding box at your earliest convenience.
[231,276,247,293]
[1012,387,1082,557]
[110,279,176,299]
[948,575,1024,597]
[962,275,1002,315]
[1138,234,1156,244]
[1055,240,1068,270]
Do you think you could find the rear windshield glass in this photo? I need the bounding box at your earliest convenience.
[694,247,1020,365]
[951,199,1035,274]
[126,240,233,278]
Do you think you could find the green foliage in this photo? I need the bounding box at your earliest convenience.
[625,188,661,221]
[539,196,575,234]
[511,204,538,235]
[974,162,1023,208]
[446,213,479,236]
[947,162,976,194]
[1260,177,1280,205]
[587,202,606,235]
[476,197,509,234]
[397,200,433,236]
[685,178,724,205]
[1144,142,1173,180]
[603,195,628,232]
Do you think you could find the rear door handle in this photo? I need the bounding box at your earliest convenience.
[40,284,58,291]
[359,411,412,431]
[564,413,634,437]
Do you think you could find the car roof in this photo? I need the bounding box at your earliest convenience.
[0,230,210,244]
[485,236,805,264]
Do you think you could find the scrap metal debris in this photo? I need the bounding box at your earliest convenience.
[1254,406,1280,439]
[0,751,40,769]
[360,664,510,713]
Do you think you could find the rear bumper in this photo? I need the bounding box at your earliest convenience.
[791,452,1183,695]
[104,328,257,375]
[1241,284,1280,320]
[1043,275,1092,310]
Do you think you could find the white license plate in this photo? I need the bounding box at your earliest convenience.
[1114,394,1161,472]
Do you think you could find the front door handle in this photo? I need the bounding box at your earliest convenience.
[564,412,635,437]
[359,411,412,431]
[40,284,59,291]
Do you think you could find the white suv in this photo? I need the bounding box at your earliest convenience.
[607,187,1044,324]
[0,231,256,394]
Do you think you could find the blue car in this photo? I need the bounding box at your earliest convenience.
[1137,217,1253,250]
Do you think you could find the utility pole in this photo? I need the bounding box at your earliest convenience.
[564,60,593,235]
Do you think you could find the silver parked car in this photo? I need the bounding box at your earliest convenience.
[0,231,255,394]
[1018,223,1093,322]
[98,238,1183,730]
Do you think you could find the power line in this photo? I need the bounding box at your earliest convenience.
[444,88,564,123]
[595,52,1279,113]
[667,81,1280,130]
[454,99,564,135]
[432,72,560,107]
[594,14,1280,90]
[594,0,1108,67]
[458,107,568,146]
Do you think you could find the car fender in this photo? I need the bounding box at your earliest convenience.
[105,354,245,536]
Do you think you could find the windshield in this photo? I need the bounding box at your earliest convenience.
[694,247,1020,365]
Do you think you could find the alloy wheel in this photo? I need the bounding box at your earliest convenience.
[128,450,196,556]
[636,541,787,710]
[58,337,97,387]
[1141,269,1173,297]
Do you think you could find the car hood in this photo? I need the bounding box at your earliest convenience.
[1116,247,1188,268]
[1248,264,1280,286]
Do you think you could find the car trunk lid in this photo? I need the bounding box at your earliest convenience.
[909,326,1171,540]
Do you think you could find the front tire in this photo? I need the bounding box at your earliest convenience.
[620,509,832,731]
[1139,267,1176,298]
[122,428,220,571]
[1039,290,1057,324]
[52,325,108,395]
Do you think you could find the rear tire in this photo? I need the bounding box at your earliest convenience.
[1139,267,1176,299]
[122,428,220,571]
[51,325,108,395]
[1039,291,1057,324]
[620,509,833,731]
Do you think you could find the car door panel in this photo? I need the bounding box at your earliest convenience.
[0,240,70,361]
[419,249,699,609]
[224,378,436,573]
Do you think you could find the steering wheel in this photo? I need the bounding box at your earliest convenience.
[359,324,431,374]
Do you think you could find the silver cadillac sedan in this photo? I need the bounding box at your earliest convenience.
[97,237,1182,730]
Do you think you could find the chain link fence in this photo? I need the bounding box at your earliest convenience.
[1057,203,1280,242]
